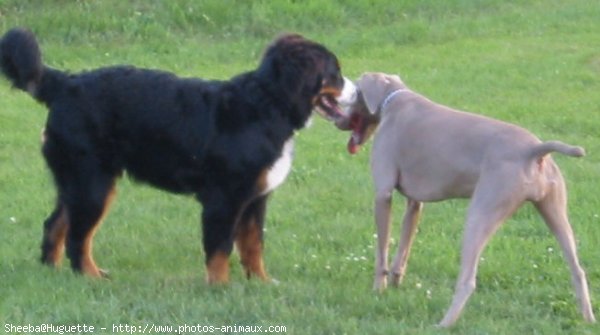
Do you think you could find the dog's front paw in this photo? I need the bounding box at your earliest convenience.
[390,272,404,287]
[373,274,388,292]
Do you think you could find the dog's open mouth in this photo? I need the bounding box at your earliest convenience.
[333,89,378,155]
[347,113,365,154]
[333,112,367,154]
[314,77,357,121]
[315,94,345,121]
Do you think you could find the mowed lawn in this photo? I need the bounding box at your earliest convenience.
[1,1,599,334]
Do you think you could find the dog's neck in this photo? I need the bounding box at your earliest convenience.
[376,88,410,115]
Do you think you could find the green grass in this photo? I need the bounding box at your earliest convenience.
[1,0,599,334]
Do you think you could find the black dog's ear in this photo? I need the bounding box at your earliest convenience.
[258,46,307,97]
[258,34,318,85]
[257,49,276,78]
[258,33,302,78]
[257,43,296,88]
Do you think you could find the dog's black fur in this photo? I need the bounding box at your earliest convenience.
[0,28,345,282]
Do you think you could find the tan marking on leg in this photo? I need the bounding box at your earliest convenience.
[255,168,269,195]
[236,222,268,281]
[206,251,230,284]
[80,234,102,277]
[44,208,69,266]
[79,186,116,278]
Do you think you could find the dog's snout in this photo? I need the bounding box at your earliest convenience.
[338,77,357,107]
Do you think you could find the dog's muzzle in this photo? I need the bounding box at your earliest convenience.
[338,77,358,110]
[314,77,358,121]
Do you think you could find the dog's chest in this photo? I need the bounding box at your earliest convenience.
[261,138,294,195]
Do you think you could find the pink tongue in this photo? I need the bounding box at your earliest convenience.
[347,133,360,154]
[347,114,363,155]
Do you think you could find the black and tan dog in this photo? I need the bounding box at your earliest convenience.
[0,28,352,283]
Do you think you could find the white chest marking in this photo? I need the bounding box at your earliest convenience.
[262,138,294,195]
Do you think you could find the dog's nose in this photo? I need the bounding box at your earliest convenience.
[338,77,357,107]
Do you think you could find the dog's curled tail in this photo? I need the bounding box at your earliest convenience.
[0,28,43,95]
[530,140,586,159]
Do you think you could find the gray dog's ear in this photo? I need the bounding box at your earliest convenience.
[389,74,403,84]
[356,80,380,115]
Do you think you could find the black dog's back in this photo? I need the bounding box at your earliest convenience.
[46,65,225,193]
[0,27,278,194]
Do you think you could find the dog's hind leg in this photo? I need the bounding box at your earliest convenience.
[389,199,423,286]
[533,170,595,323]
[63,175,116,278]
[235,195,269,281]
[439,175,523,327]
[41,203,69,266]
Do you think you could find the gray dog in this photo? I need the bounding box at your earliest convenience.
[334,72,595,327]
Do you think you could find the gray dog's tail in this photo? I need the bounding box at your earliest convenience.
[0,28,43,95]
[530,140,586,159]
